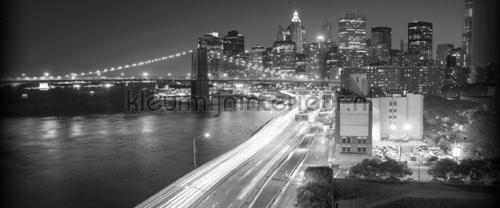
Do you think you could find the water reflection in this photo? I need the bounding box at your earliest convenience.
[1,109,275,208]
[40,118,60,139]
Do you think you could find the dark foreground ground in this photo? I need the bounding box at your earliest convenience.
[334,179,500,208]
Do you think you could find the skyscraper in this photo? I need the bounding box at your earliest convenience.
[248,45,265,78]
[369,27,392,64]
[408,21,433,64]
[468,0,498,83]
[463,0,473,68]
[436,43,454,66]
[271,40,296,72]
[277,25,286,41]
[321,20,334,42]
[371,27,391,50]
[223,30,244,56]
[285,10,306,54]
[338,11,368,67]
[198,32,224,76]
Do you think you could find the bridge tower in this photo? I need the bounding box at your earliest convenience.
[191,48,209,111]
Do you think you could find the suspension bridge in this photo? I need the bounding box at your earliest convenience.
[1,47,340,90]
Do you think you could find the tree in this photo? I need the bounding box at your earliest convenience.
[296,166,334,208]
[428,158,458,180]
[349,158,412,179]
[304,166,333,185]
[296,183,332,208]
[380,158,413,178]
[349,158,382,178]
[456,159,498,181]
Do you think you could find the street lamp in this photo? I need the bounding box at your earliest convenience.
[193,133,210,169]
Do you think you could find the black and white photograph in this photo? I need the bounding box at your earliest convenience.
[1,0,499,207]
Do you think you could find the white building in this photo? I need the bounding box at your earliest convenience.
[335,93,372,158]
[370,93,423,146]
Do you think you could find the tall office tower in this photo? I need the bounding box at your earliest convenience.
[463,0,473,68]
[271,40,296,72]
[277,25,286,41]
[469,0,498,83]
[198,32,224,76]
[305,40,339,79]
[305,42,321,77]
[262,47,273,69]
[321,20,334,42]
[223,30,244,57]
[371,27,392,50]
[436,44,454,66]
[248,45,265,77]
[369,27,392,64]
[408,21,433,64]
[338,11,368,67]
[285,10,307,54]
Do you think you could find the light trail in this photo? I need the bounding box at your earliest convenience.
[138,93,301,208]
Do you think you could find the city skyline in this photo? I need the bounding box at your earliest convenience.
[1,1,499,207]
[3,0,463,77]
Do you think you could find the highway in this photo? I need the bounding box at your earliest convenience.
[271,124,331,208]
[194,119,308,208]
[137,93,316,208]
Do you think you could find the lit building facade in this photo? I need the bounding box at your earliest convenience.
[305,42,321,77]
[371,94,423,146]
[247,45,265,78]
[305,40,339,79]
[198,32,224,76]
[371,27,392,50]
[436,44,454,66]
[463,0,473,68]
[285,10,307,54]
[223,30,244,57]
[271,40,296,72]
[341,66,445,96]
[401,66,444,95]
[370,27,392,65]
[338,11,368,67]
[408,21,433,65]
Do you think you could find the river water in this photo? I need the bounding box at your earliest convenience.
[0,85,277,207]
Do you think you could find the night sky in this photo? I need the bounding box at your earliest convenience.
[2,0,463,77]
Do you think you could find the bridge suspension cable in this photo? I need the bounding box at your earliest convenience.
[10,48,314,81]
[13,49,194,81]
